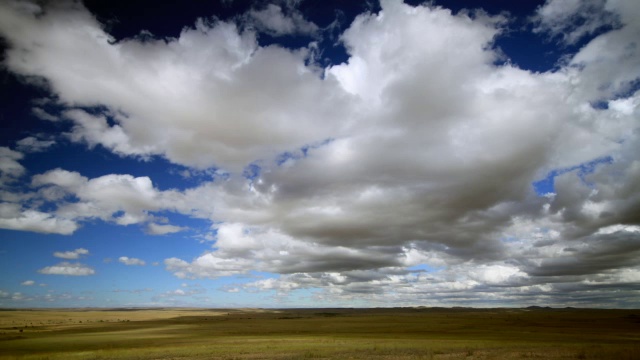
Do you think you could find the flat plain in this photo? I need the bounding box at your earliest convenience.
[1,307,639,359]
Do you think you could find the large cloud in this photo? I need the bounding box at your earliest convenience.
[31,169,165,227]
[163,1,640,300]
[0,0,639,306]
[0,0,347,171]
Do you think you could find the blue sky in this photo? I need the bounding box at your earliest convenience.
[1,0,639,308]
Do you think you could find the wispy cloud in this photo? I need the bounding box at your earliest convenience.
[248,4,319,36]
[16,136,55,153]
[54,248,89,259]
[118,256,146,266]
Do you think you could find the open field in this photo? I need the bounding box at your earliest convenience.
[1,307,639,359]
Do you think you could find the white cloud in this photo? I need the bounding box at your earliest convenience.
[0,147,25,184]
[0,207,78,235]
[469,264,527,285]
[534,0,621,44]
[156,287,206,299]
[16,137,55,153]
[54,248,89,259]
[164,222,402,279]
[119,256,146,266]
[21,280,35,286]
[32,107,59,121]
[21,168,215,235]
[248,4,319,36]
[38,262,95,276]
[0,2,344,171]
[0,290,27,302]
[147,222,186,235]
[535,0,640,102]
[31,169,170,231]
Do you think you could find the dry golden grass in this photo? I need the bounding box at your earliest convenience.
[0,308,235,330]
[1,307,639,359]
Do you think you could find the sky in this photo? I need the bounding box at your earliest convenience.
[0,0,639,309]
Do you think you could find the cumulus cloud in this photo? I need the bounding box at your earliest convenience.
[118,256,146,266]
[21,280,35,286]
[0,0,639,306]
[54,248,89,259]
[170,289,186,296]
[0,206,79,235]
[6,166,190,234]
[38,262,95,276]
[164,223,403,278]
[30,169,170,230]
[0,152,80,234]
[0,1,344,171]
[161,1,640,306]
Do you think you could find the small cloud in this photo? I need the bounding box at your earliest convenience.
[16,136,55,153]
[147,222,186,235]
[38,262,95,276]
[193,232,216,243]
[162,288,205,297]
[31,107,58,121]
[112,288,153,293]
[21,280,35,286]
[248,4,318,36]
[54,248,89,259]
[118,256,146,266]
[172,289,186,296]
[0,146,25,180]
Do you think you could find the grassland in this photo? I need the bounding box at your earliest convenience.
[1,307,639,359]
